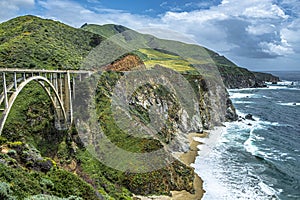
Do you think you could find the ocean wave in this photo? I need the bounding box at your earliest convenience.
[267,85,288,90]
[229,93,256,99]
[195,96,298,200]
[233,101,253,104]
[258,181,279,196]
[228,82,300,92]
[277,81,295,85]
[277,102,300,106]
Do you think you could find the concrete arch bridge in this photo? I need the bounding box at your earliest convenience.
[0,68,92,134]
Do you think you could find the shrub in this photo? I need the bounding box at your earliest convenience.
[25,194,83,200]
[0,181,17,200]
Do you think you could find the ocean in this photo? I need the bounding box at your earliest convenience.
[193,71,300,200]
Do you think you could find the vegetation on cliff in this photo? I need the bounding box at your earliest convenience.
[0,15,276,199]
[81,23,279,88]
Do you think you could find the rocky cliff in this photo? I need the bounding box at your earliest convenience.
[218,66,280,89]
[253,72,280,83]
[0,15,276,199]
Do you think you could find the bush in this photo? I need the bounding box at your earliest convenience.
[0,181,17,200]
[25,194,83,200]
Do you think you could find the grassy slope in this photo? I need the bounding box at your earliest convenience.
[0,15,102,69]
[81,23,129,39]
[81,23,260,88]
[138,48,195,72]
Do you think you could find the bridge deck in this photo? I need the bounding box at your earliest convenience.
[0,68,94,74]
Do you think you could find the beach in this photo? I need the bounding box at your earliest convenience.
[135,130,215,200]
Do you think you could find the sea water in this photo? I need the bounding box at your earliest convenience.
[193,71,300,200]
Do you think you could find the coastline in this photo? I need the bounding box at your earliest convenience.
[135,132,208,200]
[172,132,207,200]
[192,126,228,200]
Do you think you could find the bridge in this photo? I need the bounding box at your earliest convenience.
[0,68,93,134]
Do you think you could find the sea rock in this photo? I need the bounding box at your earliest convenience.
[225,99,238,121]
[245,114,255,121]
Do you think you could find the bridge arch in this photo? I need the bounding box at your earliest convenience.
[0,76,67,135]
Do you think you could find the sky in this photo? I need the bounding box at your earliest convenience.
[0,0,300,71]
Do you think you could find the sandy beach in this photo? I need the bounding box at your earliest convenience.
[172,127,225,200]
[171,132,207,200]
[135,131,209,200]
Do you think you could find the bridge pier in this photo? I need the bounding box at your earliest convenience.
[0,68,92,135]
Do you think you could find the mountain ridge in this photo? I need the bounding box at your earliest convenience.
[81,22,279,88]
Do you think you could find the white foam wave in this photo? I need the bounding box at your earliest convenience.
[230,93,256,99]
[258,181,277,196]
[194,124,277,200]
[193,126,225,157]
[267,85,288,90]
[233,101,253,104]
[244,137,258,155]
[193,105,286,200]
[277,81,294,85]
[278,102,300,106]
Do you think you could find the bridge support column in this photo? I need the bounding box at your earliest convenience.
[64,71,73,125]
[2,73,8,109]
[13,72,17,91]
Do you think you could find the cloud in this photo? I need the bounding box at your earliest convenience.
[246,24,276,36]
[37,0,156,28]
[0,0,35,21]
[280,19,300,53]
[260,41,294,56]
[156,0,295,59]
[242,3,287,19]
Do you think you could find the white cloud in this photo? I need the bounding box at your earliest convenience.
[280,19,300,53]
[242,4,287,19]
[37,0,158,29]
[281,28,300,44]
[246,24,276,35]
[0,0,35,21]
[260,41,294,56]
[163,10,228,23]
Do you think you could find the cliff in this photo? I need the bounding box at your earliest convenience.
[218,66,280,88]
[253,72,280,83]
[0,15,277,199]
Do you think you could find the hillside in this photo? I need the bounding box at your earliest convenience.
[81,23,279,88]
[0,15,102,69]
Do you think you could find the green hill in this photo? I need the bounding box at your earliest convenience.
[81,23,278,88]
[0,15,102,69]
[81,23,130,39]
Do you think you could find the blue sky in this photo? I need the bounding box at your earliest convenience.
[0,0,300,71]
